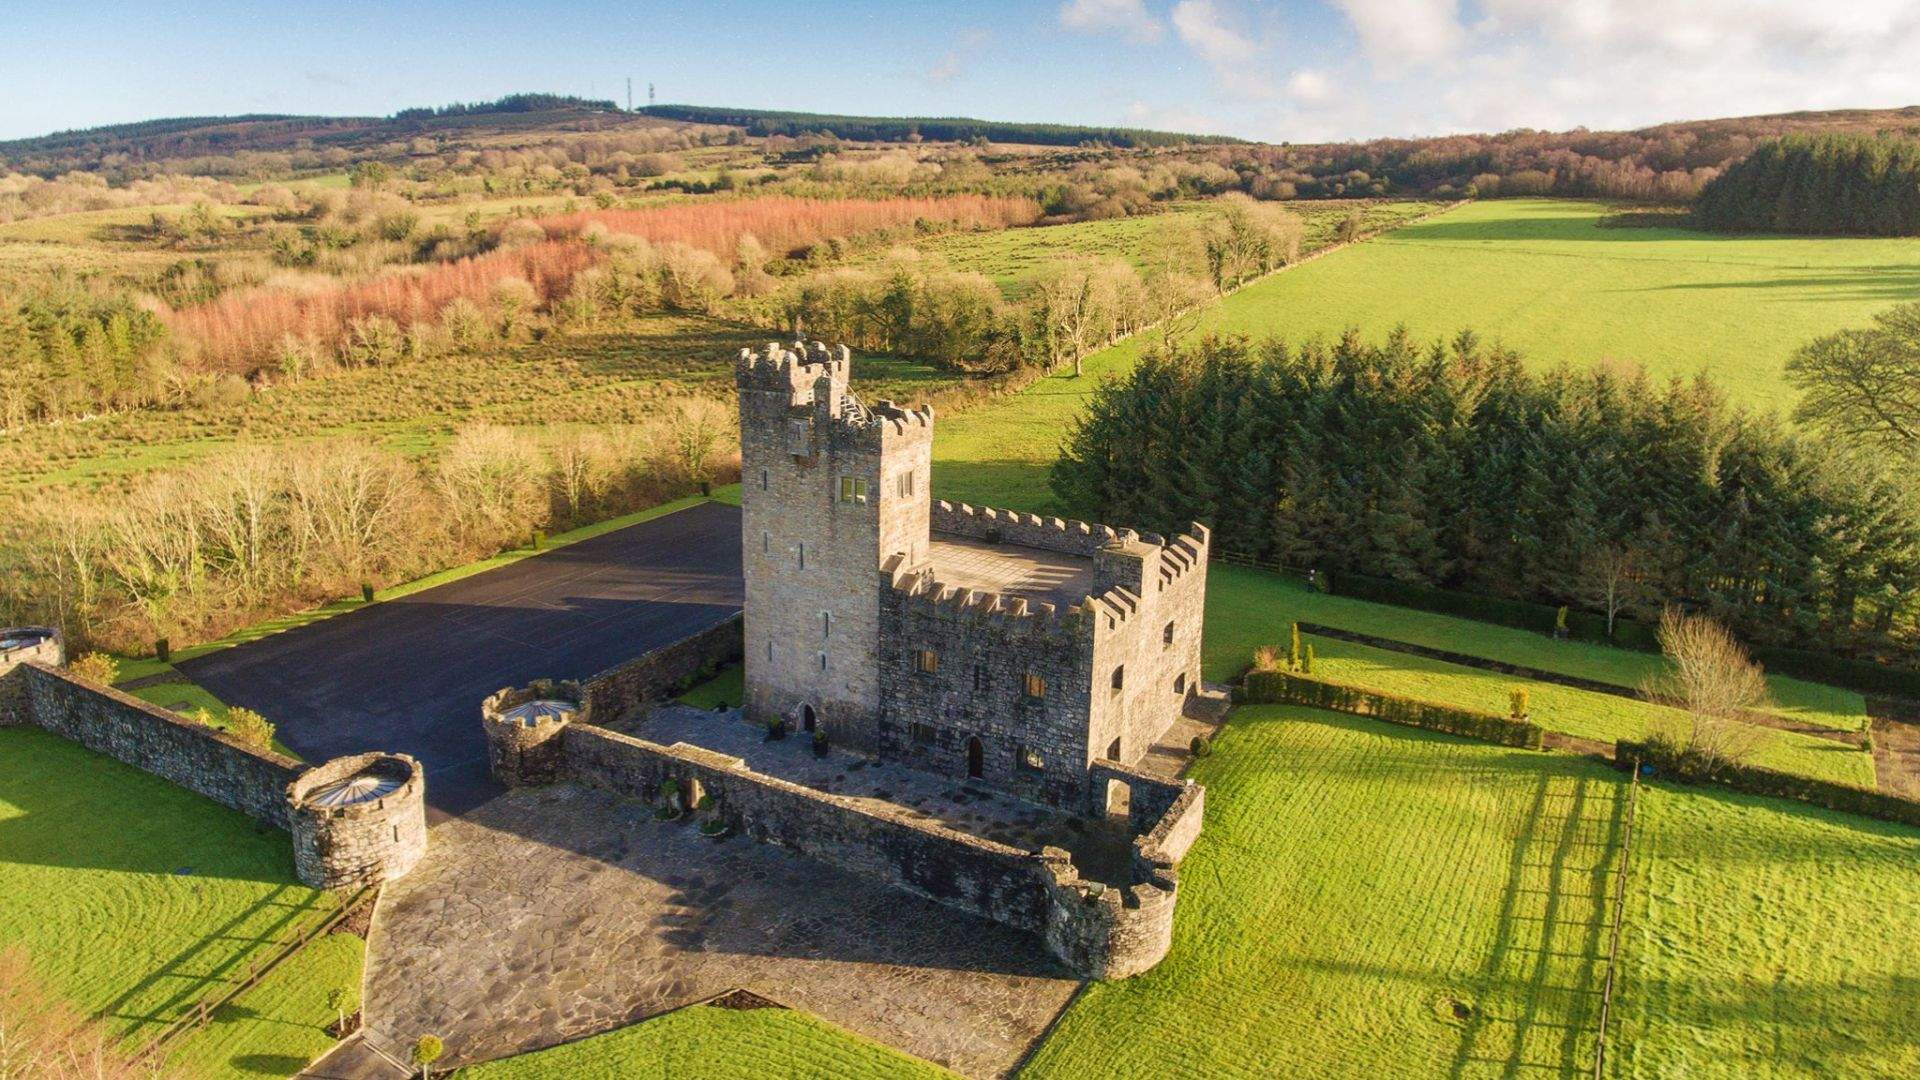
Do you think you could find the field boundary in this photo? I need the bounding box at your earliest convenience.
[1592,768,1641,1080]
[1298,622,1863,744]
[132,884,377,1065]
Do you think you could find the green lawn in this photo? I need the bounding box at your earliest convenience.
[678,662,743,710]
[1027,705,1626,1078]
[454,1003,954,1079]
[1303,633,1874,787]
[1200,563,1867,736]
[165,931,364,1080]
[1611,783,1920,1079]
[0,728,339,1050]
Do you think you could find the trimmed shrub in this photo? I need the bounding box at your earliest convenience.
[1619,739,1920,828]
[1749,645,1920,700]
[226,707,275,751]
[1244,668,1545,750]
[1509,686,1530,719]
[67,653,119,686]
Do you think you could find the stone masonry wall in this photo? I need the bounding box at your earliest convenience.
[876,566,1096,808]
[11,662,300,828]
[584,614,743,729]
[288,753,428,890]
[555,720,1190,978]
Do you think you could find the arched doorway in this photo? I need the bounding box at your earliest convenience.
[801,704,816,733]
[966,736,984,780]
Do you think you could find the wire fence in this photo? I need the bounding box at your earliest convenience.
[1591,766,1642,1080]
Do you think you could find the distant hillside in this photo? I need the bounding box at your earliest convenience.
[0,96,655,176]
[637,103,1240,148]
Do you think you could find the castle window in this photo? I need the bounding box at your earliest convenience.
[767,641,774,662]
[910,722,937,745]
[1175,672,1188,694]
[1111,665,1126,691]
[838,476,869,504]
[1016,746,1044,773]
[1023,673,1046,699]
[763,532,770,554]
[822,611,831,637]
[820,652,828,672]
[973,664,985,692]
[798,542,805,570]
[1106,737,1122,761]
[898,471,914,498]
[1163,620,1175,647]
[760,468,768,491]
[916,649,939,674]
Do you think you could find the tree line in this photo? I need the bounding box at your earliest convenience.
[1051,333,1920,660]
[1694,133,1920,235]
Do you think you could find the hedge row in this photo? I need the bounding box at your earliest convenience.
[1243,667,1545,750]
[1326,570,1920,698]
[1618,739,1920,829]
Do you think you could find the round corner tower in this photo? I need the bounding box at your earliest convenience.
[1,627,65,726]
[288,752,427,890]
[736,341,933,752]
[481,680,584,786]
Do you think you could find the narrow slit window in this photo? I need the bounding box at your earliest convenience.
[822,611,831,637]
[1023,673,1046,699]
[1111,665,1125,691]
[916,649,938,674]
[1163,620,1175,646]
[760,468,769,491]
[798,542,805,570]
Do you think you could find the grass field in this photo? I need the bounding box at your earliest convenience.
[0,728,342,1051]
[164,931,363,1080]
[929,198,1920,510]
[454,1003,954,1079]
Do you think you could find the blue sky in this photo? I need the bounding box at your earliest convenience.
[4,1,1920,143]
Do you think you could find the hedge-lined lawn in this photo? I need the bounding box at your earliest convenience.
[1026,705,1626,1078]
[1201,564,1867,735]
[1302,633,1875,787]
[165,931,363,1080]
[0,728,338,1049]
[1611,783,1920,1079]
[454,1003,954,1079]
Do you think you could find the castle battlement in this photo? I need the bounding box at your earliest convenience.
[737,340,850,385]
[880,552,1089,638]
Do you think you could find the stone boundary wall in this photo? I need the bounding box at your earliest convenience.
[10,662,301,828]
[552,718,1193,979]
[584,614,744,728]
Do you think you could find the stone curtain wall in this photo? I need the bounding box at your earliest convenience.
[10,662,301,828]
[554,718,1196,978]
[584,614,744,728]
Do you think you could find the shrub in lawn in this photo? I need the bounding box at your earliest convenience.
[1509,686,1530,719]
[1252,645,1279,672]
[1303,643,1315,674]
[1289,623,1303,670]
[67,652,119,686]
[226,707,275,751]
[1190,734,1212,759]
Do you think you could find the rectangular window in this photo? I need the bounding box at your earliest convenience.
[822,611,831,637]
[820,652,828,672]
[973,664,985,693]
[1111,665,1126,691]
[760,468,768,491]
[798,542,805,571]
[1017,745,1044,773]
[762,532,770,554]
[910,722,937,745]
[1163,620,1175,647]
[838,476,869,504]
[916,649,938,674]
[1023,673,1046,699]
[1174,672,1188,694]
[898,471,914,498]
[767,640,773,662]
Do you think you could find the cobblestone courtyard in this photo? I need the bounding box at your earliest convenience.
[360,783,1080,1078]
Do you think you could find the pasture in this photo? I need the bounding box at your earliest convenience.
[930,197,1920,510]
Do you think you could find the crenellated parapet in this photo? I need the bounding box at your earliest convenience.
[880,552,1091,641]
[736,339,850,396]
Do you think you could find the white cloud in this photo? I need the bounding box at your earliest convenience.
[1058,0,1163,42]
[1329,0,1464,67]
[924,29,992,86]
[1171,0,1260,65]
[1286,69,1331,103]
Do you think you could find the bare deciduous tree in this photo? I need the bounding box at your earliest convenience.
[1579,542,1649,639]
[1640,608,1772,772]
[666,398,733,489]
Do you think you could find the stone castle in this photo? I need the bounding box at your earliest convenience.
[737,341,1211,814]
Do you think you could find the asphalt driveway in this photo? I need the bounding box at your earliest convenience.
[182,500,744,816]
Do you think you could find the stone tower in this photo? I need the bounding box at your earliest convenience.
[736,342,933,750]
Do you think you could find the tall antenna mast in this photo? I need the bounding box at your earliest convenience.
[626,77,633,112]
[648,82,656,107]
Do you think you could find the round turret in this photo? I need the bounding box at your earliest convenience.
[288,753,427,890]
[481,680,585,786]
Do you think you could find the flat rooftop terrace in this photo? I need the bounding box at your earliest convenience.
[618,705,1135,885]
[924,533,1096,607]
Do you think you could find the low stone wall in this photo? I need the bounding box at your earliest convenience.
[12,662,301,828]
[584,614,744,728]
[288,753,428,889]
[554,719,1189,978]
[929,500,1138,558]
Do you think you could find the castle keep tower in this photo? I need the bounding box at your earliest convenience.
[737,342,933,750]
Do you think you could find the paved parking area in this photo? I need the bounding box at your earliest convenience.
[362,784,1079,1078]
[181,501,744,814]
